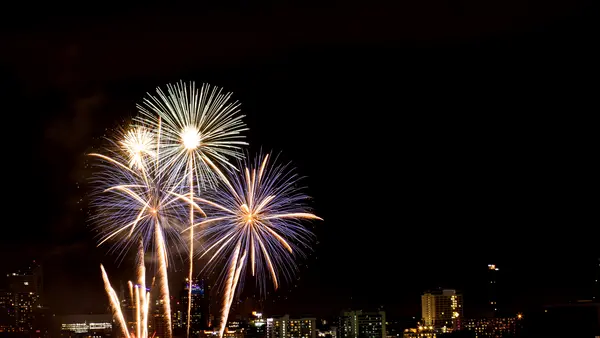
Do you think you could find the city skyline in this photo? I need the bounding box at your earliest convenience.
[1,260,599,337]
[0,0,598,326]
[1,260,598,319]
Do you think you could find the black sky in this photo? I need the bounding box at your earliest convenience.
[0,0,598,319]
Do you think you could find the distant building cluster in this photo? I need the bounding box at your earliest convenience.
[59,314,113,338]
[3,259,600,338]
[339,310,385,338]
[0,261,51,337]
[180,310,385,338]
[400,261,600,337]
[461,317,519,337]
[400,264,525,338]
[266,315,316,338]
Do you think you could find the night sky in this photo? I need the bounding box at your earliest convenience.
[0,0,598,320]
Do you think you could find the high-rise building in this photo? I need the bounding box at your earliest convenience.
[171,297,184,333]
[487,264,499,317]
[266,315,316,338]
[153,298,169,338]
[180,278,211,334]
[338,311,386,338]
[421,289,463,331]
[0,290,15,333]
[7,261,43,332]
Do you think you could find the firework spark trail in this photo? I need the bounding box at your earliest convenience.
[219,249,247,338]
[144,290,150,338]
[187,160,194,338]
[137,81,247,338]
[135,286,141,338]
[91,123,210,338]
[137,244,149,338]
[101,246,155,338]
[192,153,322,337]
[155,222,173,338]
[100,265,131,338]
[128,281,134,306]
[218,243,240,338]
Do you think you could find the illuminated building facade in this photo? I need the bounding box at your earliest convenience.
[247,311,266,338]
[338,311,386,338]
[421,290,463,332]
[59,314,113,338]
[223,329,246,338]
[487,264,499,317]
[180,278,211,334]
[153,298,168,338]
[462,317,519,337]
[227,320,243,330]
[0,290,15,332]
[401,328,435,338]
[266,315,316,338]
[171,300,183,331]
[317,327,336,338]
[199,329,245,338]
[7,262,43,333]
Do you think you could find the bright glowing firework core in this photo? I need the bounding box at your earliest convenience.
[121,127,156,170]
[181,126,201,150]
[136,81,248,189]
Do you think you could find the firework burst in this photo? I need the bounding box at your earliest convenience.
[90,124,207,338]
[89,81,321,338]
[89,125,199,260]
[137,81,248,338]
[189,153,322,337]
[136,81,248,190]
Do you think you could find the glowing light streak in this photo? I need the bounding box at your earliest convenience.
[100,245,155,338]
[100,265,131,338]
[155,222,173,338]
